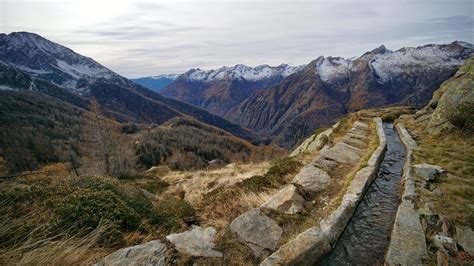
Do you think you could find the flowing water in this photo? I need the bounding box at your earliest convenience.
[319,122,406,265]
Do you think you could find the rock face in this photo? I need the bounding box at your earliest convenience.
[230,208,283,257]
[166,226,222,258]
[427,56,474,134]
[292,165,331,193]
[456,226,474,256]
[262,185,306,214]
[96,240,167,266]
[413,163,446,182]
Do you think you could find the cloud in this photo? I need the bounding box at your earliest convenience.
[3,0,472,77]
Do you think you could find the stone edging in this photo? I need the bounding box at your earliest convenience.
[290,122,341,157]
[385,124,428,265]
[260,117,387,265]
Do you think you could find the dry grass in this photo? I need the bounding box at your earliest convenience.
[0,224,111,265]
[402,115,474,227]
[199,188,276,228]
[161,162,271,203]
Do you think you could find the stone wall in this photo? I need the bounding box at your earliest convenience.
[385,124,428,265]
[260,118,387,265]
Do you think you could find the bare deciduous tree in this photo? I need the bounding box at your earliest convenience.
[80,99,133,177]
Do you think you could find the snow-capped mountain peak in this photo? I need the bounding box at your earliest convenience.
[150,73,181,80]
[185,63,305,82]
[315,56,352,82]
[0,32,116,90]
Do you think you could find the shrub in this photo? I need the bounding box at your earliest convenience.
[152,196,195,231]
[448,102,474,132]
[56,190,140,232]
[266,157,303,179]
[239,157,302,192]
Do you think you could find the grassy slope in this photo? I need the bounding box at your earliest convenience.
[402,117,474,227]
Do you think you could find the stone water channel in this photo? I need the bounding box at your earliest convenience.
[320,122,406,265]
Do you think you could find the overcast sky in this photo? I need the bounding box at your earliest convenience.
[1,0,473,78]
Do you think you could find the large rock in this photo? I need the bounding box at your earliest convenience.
[413,163,446,182]
[262,185,305,214]
[292,165,331,194]
[230,208,283,257]
[427,57,474,134]
[166,226,222,258]
[456,226,474,256]
[96,240,167,266]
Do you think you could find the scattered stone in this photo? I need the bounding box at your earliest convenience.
[166,226,222,258]
[262,185,305,214]
[292,165,331,194]
[208,159,224,168]
[413,163,446,182]
[456,226,474,256]
[140,188,155,198]
[96,240,166,266]
[225,163,237,168]
[230,208,283,257]
[434,235,458,255]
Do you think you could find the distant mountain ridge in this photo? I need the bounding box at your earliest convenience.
[157,63,304,117]
[132,74,180,92]
[148,42,472,147]
[0,32,261,143]
[231,41,473,147]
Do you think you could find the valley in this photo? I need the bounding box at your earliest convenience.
[0,32,473,265]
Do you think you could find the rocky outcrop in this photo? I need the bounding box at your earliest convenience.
[166,226,222,258]
[290,122,340,156]
[260,118,386,265]
[291,165,331,194]
[96,240,167,266]
[427,56,474,134]
[385,124,428,265]
[413,163,446,182]
[262,185,305,214]
[230,208,283,257]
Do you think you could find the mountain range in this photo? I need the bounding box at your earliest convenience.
[0,32,259,143]
[1,31,472,152]
[136,41,473,147]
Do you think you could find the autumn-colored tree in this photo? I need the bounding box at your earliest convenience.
[80,99,133,176]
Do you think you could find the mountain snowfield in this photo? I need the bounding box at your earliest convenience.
[0,32,117,91]
[141,41,472,89]
[312,42,473,84]
[185,64,306,82]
